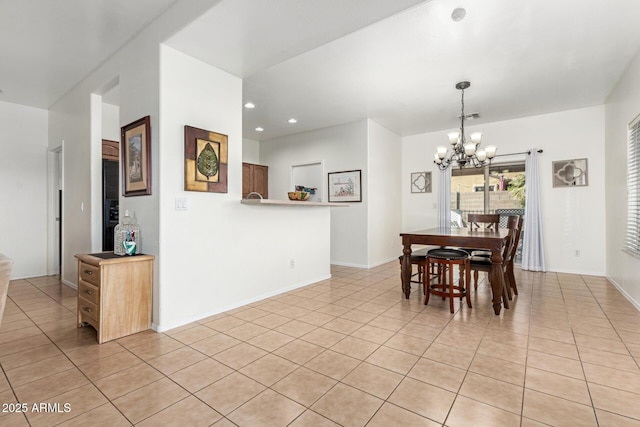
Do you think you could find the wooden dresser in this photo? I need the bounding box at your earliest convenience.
[75,252,154,343]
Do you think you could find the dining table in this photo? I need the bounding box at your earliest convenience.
[400,227,510,315]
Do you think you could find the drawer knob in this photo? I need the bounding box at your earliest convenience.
[84,270,93,275]
[82,307,92,313]
[83,289,92,295]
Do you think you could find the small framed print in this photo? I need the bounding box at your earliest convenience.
[328,170,361,202]
[411,172,432,193]
[184,125,228,193]
[121,116,151,197]
[552,158,588,187]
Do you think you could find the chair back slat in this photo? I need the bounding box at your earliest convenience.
[467,214,500,231]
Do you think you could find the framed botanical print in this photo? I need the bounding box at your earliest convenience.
[121,116,151,196]
[328,170,361,202]
[411,172,432,193]
[184,125,228,193]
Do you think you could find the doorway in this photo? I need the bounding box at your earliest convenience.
[48,146,63,276]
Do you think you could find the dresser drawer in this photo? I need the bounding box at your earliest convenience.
[78,299,99,323]
[78,280,99,305]
[79,262,100,286]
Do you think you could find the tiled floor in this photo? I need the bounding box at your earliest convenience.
[1,264,640,426]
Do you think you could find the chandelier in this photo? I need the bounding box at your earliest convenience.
[434,81,496,170]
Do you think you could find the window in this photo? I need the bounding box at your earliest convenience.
[626,117,640,257]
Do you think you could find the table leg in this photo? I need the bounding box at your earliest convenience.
[401,244,412,299]
[490,250,507,315]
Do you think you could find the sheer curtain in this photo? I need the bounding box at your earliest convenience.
[522,149,546,271]
[438,167,451,228]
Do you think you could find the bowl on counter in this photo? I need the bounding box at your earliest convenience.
[288,191,310,201]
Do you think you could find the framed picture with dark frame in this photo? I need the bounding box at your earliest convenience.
[121,116,151,197]
[184,125,228,193]
[411,171,432,193]
[328,169,362,202]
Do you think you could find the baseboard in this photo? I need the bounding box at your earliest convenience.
[330,261,369,269]
[531,267,606,277]
[606,275,640,312]
[62,279,77,290]
[154,274,332,332]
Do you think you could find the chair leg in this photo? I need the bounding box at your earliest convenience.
[424,259,431,305]
[465,261,472,308]
[508,264,518,295]
[448,262,455,313]
[473,270,479,289]
[504,269,513,301]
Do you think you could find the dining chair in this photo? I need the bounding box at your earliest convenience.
[467,213,500,231]
[471,215,520,285]
[504,216,524,296]
[398,247,434,294]
[468,228,513,305]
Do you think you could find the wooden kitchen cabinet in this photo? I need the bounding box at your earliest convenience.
[76,252,154,343]
[242,162,268,198]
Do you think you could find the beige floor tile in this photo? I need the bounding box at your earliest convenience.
[595,409,640,426]
[63,340,125,365]
[367,315,408,332]
[351,324,396,344]
[251,313,291,329]
[311,383,383,427]
[383,333,431,356]
[247,329,295,351]
[340,309,377,324]
[329,336,380,360]
[574,333,630,355]
[212,342,268,369]
[6,354,75,387]
[322,317,363,335]
[0,411,30,427]
[147,346,206,375]
[387,377,455,423]
[0,343,62,370]
[224,322,270,341]
[341,362,403,399]
[274,339,325,365]
[300,328,346,348]
[528,336,579,360]
[275,319,318,338]
[305,350,360,380]
[468,353,525,386]
[367,402,440,427]
[583,362,640,395]
[136,396,222,427]
[14,367,88,402]
[446,395,522,427]
[459,372,523,414]
[289,410,339,426]
[195,372,266,415]
[56,403,131,427]
[422,342,475,370]
[272,367,337,406]
[527,349,585,380]
[228,389,305,427]
[202,315,246,332]
[523,388,598,427]
[529,325,575,344]
[366,345,419,375]
[189,332,240,356]
[24,383,109,427]
[240,353,298,386]
[78,350,143,381]
[525,367,591,405]
[296,311,335,327]
[112,377,189,424]
[168,324,217,345]
[408,357,466,392]
[230,307,269,321]
[93,363,163,400]
[169,357,233,393]
[127,335,185,361]
[477,340,527,365]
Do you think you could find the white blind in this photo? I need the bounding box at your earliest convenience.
[626,117,640,256]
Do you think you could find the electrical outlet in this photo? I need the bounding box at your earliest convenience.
[574,250,580,257]
[175,198,189,211]
[289,259,295,269]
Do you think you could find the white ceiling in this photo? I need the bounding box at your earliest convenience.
[3,0,640,142]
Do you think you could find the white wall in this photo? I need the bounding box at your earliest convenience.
[260,120,369,267]
[48,0,220,288]
[242,138,260,164]
[403,105,606,275]
[102,103,120,141]
[368,120,402,267]
[157,45,332,330]
[605,49,640,308]
[0,101,49,279]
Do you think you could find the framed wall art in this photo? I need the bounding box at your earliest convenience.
[184,125,228,193]
[411,171,432,193]
[552,158,588,187]
[328,170,361,202]
[121,116,151,196]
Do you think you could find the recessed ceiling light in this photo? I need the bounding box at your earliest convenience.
[244,102,255,109]
[451,7,466,22]
[288,118,297,124]
[255,127,264,132]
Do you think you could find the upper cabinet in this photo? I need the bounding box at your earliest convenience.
[242,162,268,199]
